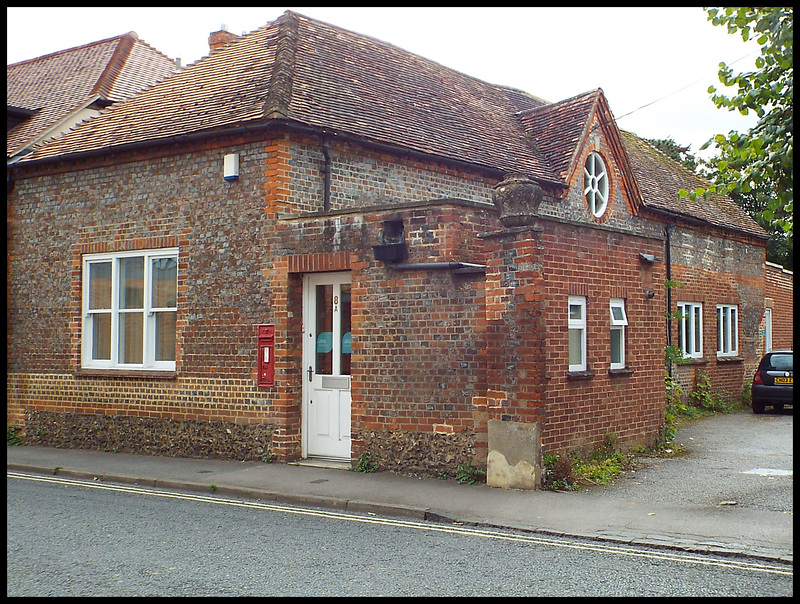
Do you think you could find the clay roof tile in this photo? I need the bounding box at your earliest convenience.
[7,32,176,158]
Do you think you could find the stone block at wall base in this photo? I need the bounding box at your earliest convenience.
[486,419,541,490]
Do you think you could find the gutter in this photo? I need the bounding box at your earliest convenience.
[285,121,565,189]
[643,204,769,242]
[10,120,285,169]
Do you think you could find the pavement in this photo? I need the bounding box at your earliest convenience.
[6,412,793,565]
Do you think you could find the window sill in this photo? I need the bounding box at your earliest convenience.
[608,366,634,377]
[567,369,595,380]
[716,356,744,363]
[676,357,709,366]
[75,369,178,380]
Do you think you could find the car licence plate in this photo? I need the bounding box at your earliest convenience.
[774,376,792,384]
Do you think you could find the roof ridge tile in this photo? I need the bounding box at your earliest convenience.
[90,32,137,99]
[263,11,299,119]
[7,32,135,67]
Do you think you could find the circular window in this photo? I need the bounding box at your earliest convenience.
[583,151,609,217]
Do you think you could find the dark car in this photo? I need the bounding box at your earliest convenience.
[751,350,793,414]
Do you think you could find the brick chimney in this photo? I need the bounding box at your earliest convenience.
[209,25,237,52]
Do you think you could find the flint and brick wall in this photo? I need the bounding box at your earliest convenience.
[668,225,767,399]
[8,123,766,473]
[7,133,283,457]
[6,128,501,470]
[269,202,494,471]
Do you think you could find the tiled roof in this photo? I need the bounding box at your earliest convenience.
[7,31,176,158]
[13,11,766,240]
[20,11,560,182]
[517,89,600,182]
[285,13,557,181]
[621,131,767,238]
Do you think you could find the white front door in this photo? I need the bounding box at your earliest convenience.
[303,272,352,460]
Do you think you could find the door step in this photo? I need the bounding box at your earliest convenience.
[294,458,352,470]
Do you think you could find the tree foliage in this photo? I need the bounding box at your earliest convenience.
[680,7,793,239]
[729,187,793,270]
[645,134,792,267]
[645,137,699,172]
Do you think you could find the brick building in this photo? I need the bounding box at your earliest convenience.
[6,12,789,488]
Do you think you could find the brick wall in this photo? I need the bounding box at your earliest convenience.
[481,226,547,425]
[8,136,276,378]
[763,262,793,351]
[328,140,494,208]
[8,123,763,473]
[270,203,495,469]
[282,134,496,213]
[537,220,666,455]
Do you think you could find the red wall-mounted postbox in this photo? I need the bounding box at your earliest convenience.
[257,324,275,387]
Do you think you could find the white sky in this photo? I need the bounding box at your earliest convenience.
[7,6,762,159]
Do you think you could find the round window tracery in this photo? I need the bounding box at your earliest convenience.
[583,151,609,217]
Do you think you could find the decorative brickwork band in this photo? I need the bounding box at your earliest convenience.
[568,282,589,296]
[287,251,351,273]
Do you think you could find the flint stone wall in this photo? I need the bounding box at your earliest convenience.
[24,411,274,461]
[358,429,476,476]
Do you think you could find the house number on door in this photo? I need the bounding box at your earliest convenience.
[334,295,339,313]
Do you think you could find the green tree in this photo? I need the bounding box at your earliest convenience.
[645,133,792,267]
[645,137,699,172]
[681,7,793,239]
[730,187,793,269]
[698,149,793,269]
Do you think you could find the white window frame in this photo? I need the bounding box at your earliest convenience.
[82,248,178,371]
[677,301,703,359]
[583,151,609,217]
[764,307,773,353]
[716,304,738,357]
[609,298,628,370]
[568,296,587,372]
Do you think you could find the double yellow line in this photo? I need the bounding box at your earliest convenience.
[8,471,792,577]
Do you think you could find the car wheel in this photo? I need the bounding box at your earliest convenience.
[773,403,784,412]
[753,401,765,414]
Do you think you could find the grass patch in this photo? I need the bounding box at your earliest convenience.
[7,425,23,446]
[350,451,379,473]
[545,373,751,491]
[544,434,635,491]
[455,460,486,485]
